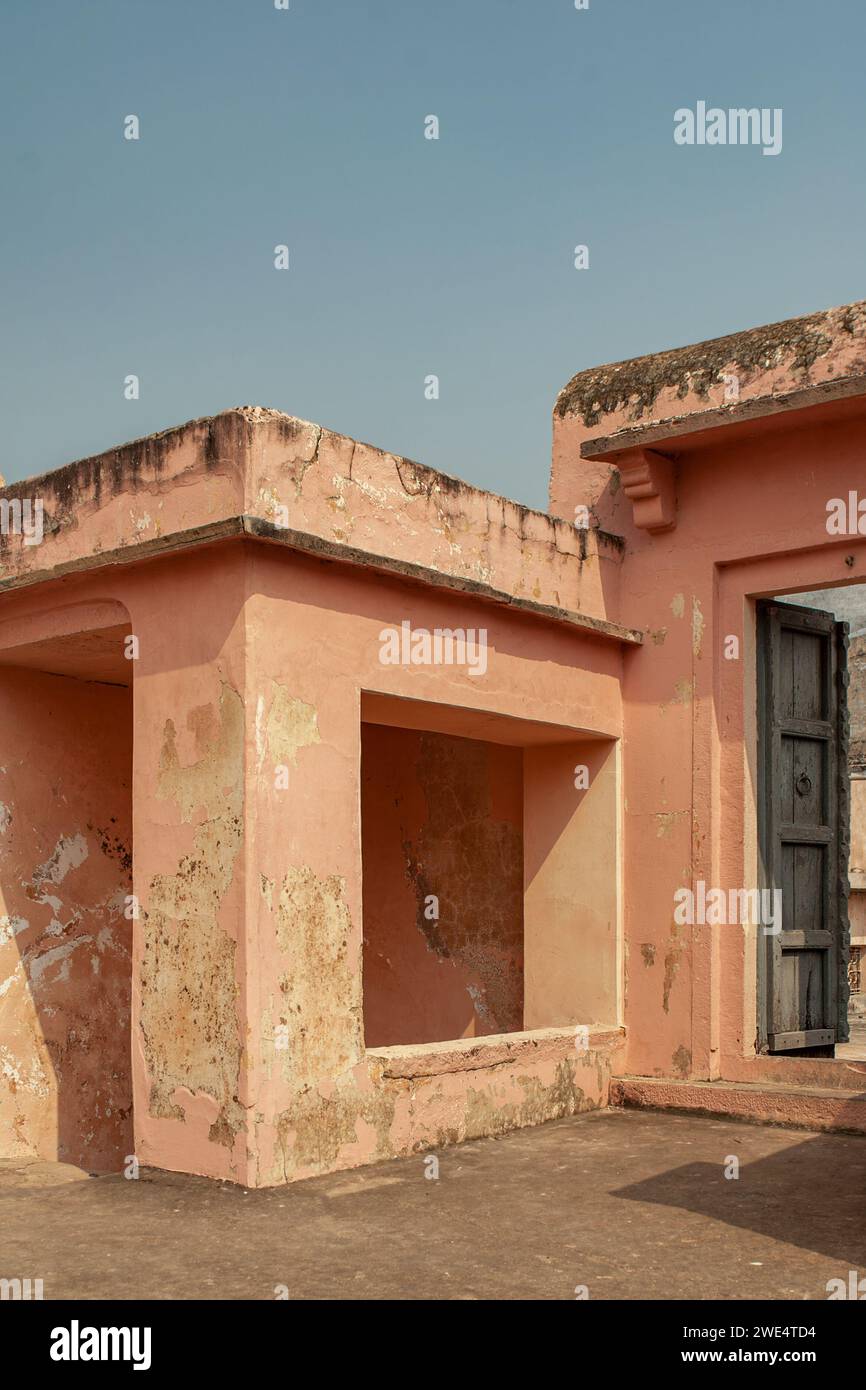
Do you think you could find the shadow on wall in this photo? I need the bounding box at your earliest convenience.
[613,1110,866,1266]
[361,724,524,1047]
[0,666,133,1173]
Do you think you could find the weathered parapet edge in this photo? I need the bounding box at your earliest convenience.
[2,407,627,628]
[550,298,866,522]
[248,408,630,625]
[0,515,644,646]
[556,299,866,439]
[580,372,866,461]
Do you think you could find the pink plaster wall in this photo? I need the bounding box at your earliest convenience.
[552,307,866,1092]
[0,558,253,1186]
[7,300,865,1183]
[245,544,623,1183]
[0,396,631,1187]
[524,738,621,1030]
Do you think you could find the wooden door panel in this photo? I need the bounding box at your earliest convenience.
[780,629,826,720]
[780,843,825,934]
[757,599,850,1053]
[781,738,825,825]
[777,949,826,1034]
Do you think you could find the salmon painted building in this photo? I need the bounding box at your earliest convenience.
[2,298,866,1187]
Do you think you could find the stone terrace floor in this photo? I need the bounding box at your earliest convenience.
[1,1109,865,1300]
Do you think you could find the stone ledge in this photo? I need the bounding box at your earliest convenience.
[611,1075,866,1135]
[580,373,866,461]
[368,1025,624,1079]
[245,518,643,643]
[0,515,644,645]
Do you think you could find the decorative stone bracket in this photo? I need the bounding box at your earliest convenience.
[618,448,676,534]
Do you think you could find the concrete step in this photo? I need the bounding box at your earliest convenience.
[610,1075,866,1135]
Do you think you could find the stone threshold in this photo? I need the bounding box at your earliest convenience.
[611,1074,866,1135]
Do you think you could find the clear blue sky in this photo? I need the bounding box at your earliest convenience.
[2,0,864,508]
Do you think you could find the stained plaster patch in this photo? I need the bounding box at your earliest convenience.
[461,1060,590,1142]
[32,834,88,890]
[141,683,244,1147]
[273,1083,396,1179]
[259,685,320,773]
[0,915,29,947]
[692,598,705,658]
[655,811,687,838]
[272,865,360,1087]
[663,924,688,1014]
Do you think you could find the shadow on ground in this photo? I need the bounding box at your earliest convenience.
[615,1130,866,1268]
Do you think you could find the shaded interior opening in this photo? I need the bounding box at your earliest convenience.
[0,624,133,1171]
[362,723,523,1047]
[360,694,620,1050]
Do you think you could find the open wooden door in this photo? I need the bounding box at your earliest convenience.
[757,599,850,1054]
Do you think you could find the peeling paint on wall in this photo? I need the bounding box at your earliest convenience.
[655,811,687,838]
[662,923,688,1014]
[259,685,320,772]
[274,1082,395,1178]
[692,597,705,658]
[32,834,88,891]
[141,683,244,1148]
[463,1061,587,1139]
[272,865,359,1087]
